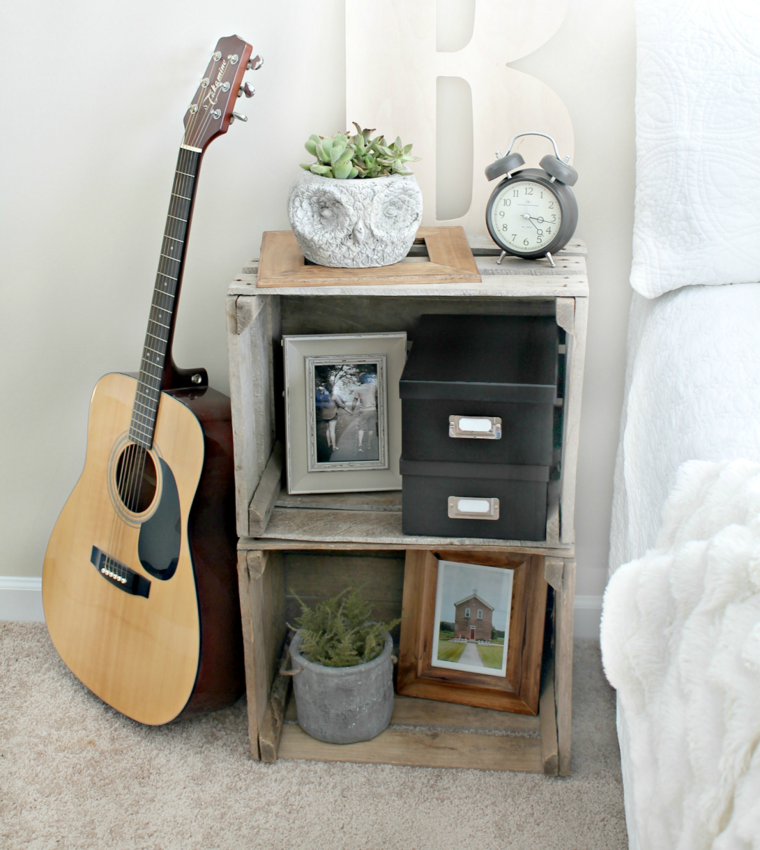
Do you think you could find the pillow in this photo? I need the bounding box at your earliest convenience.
[631,0,760,298]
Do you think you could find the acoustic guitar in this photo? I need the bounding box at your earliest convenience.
[42,35,261,725]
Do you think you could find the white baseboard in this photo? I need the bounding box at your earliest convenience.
[573,595,602,640]
[0,577,44,622]
[0,577,604,639]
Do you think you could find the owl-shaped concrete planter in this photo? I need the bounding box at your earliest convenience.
[287,171,423,268]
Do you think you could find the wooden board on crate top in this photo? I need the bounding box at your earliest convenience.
[255,227,481,288]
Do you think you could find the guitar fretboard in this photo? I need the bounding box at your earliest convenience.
[129,147,201,449]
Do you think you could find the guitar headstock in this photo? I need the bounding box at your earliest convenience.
[182,35,262,151]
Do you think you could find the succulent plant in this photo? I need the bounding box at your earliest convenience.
[301,122,421,179]
[290,587,400,667]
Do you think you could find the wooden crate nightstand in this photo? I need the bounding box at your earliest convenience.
[227,231,587,775]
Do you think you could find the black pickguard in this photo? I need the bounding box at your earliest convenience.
[138,458,181,580]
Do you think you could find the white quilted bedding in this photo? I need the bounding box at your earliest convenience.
[609,283,760,575]
[631,0,760,298]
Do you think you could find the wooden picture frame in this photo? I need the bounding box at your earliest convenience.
[255,227,481,288]
[397,549,548,715]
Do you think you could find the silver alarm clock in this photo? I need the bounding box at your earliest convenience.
[485,132,578,267]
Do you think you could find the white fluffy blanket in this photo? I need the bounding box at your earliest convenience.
[602,460,760,849]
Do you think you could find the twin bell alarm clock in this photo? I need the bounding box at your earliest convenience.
[485,132,578,267]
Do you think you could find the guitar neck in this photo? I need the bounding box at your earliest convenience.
[129,145,201,449]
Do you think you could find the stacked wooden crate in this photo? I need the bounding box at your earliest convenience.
[227,231,588,774]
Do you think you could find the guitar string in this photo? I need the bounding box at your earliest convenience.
[106,146,198,585]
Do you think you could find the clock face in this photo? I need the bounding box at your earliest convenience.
[488,179,562,255]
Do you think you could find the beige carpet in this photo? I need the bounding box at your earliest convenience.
[0,623,627,849]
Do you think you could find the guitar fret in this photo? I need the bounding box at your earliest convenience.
[132,410,153,425]
[157,272,177,281]
[160,254,180,263]
[167,214,187,222]
[171,192,192,201]
[134,399,155,415]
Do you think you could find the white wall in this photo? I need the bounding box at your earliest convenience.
[0,0,635,623]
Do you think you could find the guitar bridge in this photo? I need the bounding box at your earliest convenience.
[90,547,151,598]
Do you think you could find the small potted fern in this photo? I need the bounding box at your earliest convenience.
[288,588,400,744]
[287,123,423,269]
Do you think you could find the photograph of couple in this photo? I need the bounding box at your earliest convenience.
[312,361,383,466]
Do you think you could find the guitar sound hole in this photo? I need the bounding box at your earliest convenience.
[115,444,157,514]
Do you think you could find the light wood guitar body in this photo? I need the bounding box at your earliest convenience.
[43,373,241,725]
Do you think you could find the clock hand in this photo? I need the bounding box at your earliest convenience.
[521,214,544,233]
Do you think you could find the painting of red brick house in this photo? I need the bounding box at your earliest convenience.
[454,591,494,641]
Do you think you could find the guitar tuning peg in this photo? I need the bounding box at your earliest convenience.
[230,112,248,124]
[247,55,263,71]
[238,82,255,99]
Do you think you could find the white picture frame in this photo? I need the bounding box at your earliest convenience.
[431,559,514,679]
[283,332,406,494]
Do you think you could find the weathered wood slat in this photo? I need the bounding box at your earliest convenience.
[555,558,576,776]
[284,692,540,734]
[255,506,572,554]
[539,653,559,775]
[276,489,402,512]
[239,535,573,558]
[259,633,293,764]
[277,723,544,772]
[559,297,587,545]
[236,278,589,298]
[248,442,284,537]
[236,550,286,758]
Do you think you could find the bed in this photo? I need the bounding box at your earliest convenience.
[604,1,760,847]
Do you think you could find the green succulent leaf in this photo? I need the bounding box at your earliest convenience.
[335,147,354,166]
[329,140,347,164]
[332,161,353,179]
[310,164,333,176]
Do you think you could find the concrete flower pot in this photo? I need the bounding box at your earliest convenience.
[287,171,423,268]
[289,631,395,744]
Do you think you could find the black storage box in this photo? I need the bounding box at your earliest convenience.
[399,314,559,540]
